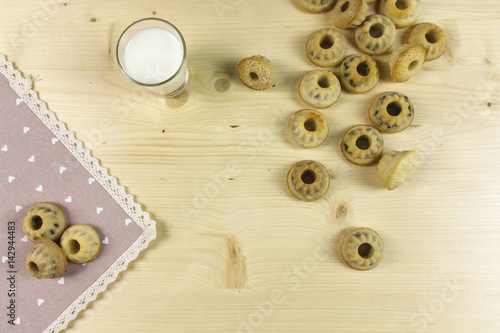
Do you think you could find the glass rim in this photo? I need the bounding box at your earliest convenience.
[116,17,187,87]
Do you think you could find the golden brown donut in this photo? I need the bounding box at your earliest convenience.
[22,202,67,242]
[388,44,426,82]
[25,238,68,279]
[406,22,447,61]
[286,160,330,202]
[340,227,385,271]
[340,125,384,165]
[60,224,101,264]
[237,55,275,90]
[298,69,341,109]
[368,91,414,133]
[377,150,419,190]
[332,0,369,29]
[287,109,329,149]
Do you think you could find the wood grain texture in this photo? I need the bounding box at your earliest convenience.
[1,0,500,332]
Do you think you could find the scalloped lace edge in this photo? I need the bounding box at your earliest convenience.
[0,53,157,333]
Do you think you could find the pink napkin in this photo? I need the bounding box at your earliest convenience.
[0,54,156,333]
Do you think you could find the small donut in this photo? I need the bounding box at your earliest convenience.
[389,44,426,82]
[22,202,67,242]
[306,28,348,67]
[406,22,447,61]
[26,238,68,279]
[60,224,101,264]
[340,227,384,271]
[340,54,379,94]
[287,109,329,149]
[332,0,369,29]
[286,160,330,202]
[340,125,384,165]
[368,91,414,133]
[297,0,336,13]
[378,0,421,29]
[353,14,396,56]
[378,150,419,190]
[298,69,341,109]
[236,55,275,90]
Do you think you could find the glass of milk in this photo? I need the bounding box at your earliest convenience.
[116,18,188,97]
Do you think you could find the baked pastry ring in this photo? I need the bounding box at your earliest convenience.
[286,160,330,202]
[299,69,341,109]
[389,44,426,82]
[406,22,447,61]
[287,109,329,149]
[237,55,275,90]
[340,227,384,271]
[340,125,384,165]
[353,14,396,56]
[306,28,348,67]
[340,54,380,94]
[22,202,67,242]
[26,238,68,279]
[60,224,101,264]
[332,0,369,29]
[368,91,414,133]
[377,150,419,190]
[297,0,336,13]
[378,0,421,29]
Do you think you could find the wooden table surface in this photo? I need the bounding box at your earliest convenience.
[2,1,500,332]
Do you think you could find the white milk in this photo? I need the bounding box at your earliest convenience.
[123,27,184,85]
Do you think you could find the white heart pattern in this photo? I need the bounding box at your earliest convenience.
[59,166,66,174]
[88,178,96,185]
[102,237,109,245]
[2,256,7,263]
[125,218,132,226]
[28,155,35,162]
[15,205,22,213]
[21,236,28,242]
[8,176,15,183]
[1,145,7,152]
[13,317,20,325]
[65,196,72,203]
[36,185,43,192]
[96,207,103,214]
[38,299,45,306]
[52,138,59,144]
[57,277,64,285]
[16,98,23,105]
[23,127,30,134]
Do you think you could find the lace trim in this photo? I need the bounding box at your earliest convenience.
[0,53,157,333]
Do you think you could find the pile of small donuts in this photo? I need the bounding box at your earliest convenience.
[235,0,447,270]
[22,202,101,279]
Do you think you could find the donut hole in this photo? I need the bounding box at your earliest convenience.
[356,135,371,150]
[340,1,350,12]
[249,72,259,81]
[356,62,371,77]
[369,23,385,39]
[358,243,374,259]
[395,0,409,10]
[304,118,318,132]
[317,76,331,88]
[67,239,81,255]
[301,169,317,185]
[425,29,439,44]
[30,215,43,230]
[386,102,402,116]
[408,60,419,72]
[28,261,39,274]
[320,35,334,49]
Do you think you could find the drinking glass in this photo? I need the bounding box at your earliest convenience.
[116,18,188,97]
